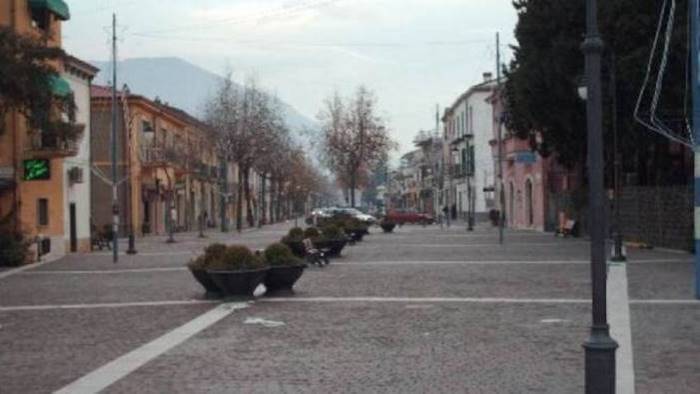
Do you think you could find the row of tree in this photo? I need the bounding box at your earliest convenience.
[204,75,332,229]
[317,86,396,207]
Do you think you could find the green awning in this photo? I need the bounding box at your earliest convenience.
[49,75,71,97]
[29,0,70,21]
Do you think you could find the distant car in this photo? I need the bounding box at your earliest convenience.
[305,208,332,225]
[385,209,434,225]
[335,207,377,224]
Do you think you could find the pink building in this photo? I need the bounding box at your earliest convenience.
[487,87,576,232]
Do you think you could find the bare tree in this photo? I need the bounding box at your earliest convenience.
[318,86,395,207]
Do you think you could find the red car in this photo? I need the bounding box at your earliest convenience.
[385,209,434,225]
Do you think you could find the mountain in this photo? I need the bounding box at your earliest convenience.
[90,57,318,134]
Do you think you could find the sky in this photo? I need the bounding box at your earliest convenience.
[63,0,519,157]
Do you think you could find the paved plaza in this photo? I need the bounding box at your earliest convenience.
[0,222,698,393]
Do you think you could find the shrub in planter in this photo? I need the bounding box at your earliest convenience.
[187,243,230,295]
[0,230,31,267]
[206,245,269,297]
[303,227,320,239]
[289,227,304,239]
[314,224,348,257]
[187,255,220,295]
[343,218,369,240]
[380,219,396,233]
[263,243,307,293]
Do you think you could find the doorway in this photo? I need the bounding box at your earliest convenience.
[69,203,77,252]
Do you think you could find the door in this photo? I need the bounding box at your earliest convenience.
[69,203,77,252]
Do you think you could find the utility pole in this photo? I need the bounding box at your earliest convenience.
[610,52,624,262]
[691,0,700,299]
[582,1,618,392]
[110,14,119,263]
[496,32,504,245]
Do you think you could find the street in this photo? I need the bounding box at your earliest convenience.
[0,224,697,393]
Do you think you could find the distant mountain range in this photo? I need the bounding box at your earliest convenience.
[89,57,318,134]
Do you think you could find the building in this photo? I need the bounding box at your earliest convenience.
[90,86,225,237]
[442,73,497,222]
[487,85,576,231]
[1,0,98,258]
[413,130,443,217]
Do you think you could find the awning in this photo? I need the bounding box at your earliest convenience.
[49,75,72,97]
[29,0,70,21]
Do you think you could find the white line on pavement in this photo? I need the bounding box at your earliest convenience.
[91,251,199,257]
[21,267,187,275]
[629,299,700,305]
[260,296,591,304]
[0,300,217,312]
[53,302,247,394]
[0,256,60,280]
[331,260,591,266]
[607,263,635,394]
[361,242,588,248]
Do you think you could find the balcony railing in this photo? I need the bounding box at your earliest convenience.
[26,132,80,159]
[140,147,166,165]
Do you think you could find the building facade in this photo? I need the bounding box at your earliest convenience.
[488,85,576,231]
[1,0,97,258]
[90,86,225,237]
[442,73,497,221]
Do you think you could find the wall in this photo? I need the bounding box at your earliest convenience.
[468,90,495,214]
[63,70,92,252]
[618,185,693,251]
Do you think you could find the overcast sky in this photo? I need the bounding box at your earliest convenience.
[64,0,518,156]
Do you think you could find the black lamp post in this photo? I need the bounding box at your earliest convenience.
[581,1,618,392]
[465,133,474,231]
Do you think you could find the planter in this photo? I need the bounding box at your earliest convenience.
[380,223,396,233]
[207,268,268,297]
[283,239,306,258]
[314,239,347,257]
[346,229,366,242]
[264,264,306,293]
[189,267,221,295]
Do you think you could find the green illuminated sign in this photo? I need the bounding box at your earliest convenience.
[23,159,51,181]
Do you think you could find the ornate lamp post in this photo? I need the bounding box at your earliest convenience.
[581,0,618,392]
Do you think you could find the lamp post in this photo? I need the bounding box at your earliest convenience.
[465,134,474,232]
[581,0,618,392]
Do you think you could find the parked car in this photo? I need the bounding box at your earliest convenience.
[385,209,434,225]
[305,208,332,225]
[331,207,377,224]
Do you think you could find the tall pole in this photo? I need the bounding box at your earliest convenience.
[582,1,618,392]
[610,52,624,262]
[691,0,700,299]
[110,14,119,263]
[496,32,504,244]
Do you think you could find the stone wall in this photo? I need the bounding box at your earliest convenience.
[617,185,693,251]
[548,186,693,251]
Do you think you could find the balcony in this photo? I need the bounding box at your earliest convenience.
[140,147,166,166]
[25,131,80,159]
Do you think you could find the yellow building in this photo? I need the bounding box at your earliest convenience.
[90,86,227,237]
[1,1,97,258]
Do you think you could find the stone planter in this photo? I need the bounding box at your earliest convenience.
[380,223,396,233]
[207,268,268,297]
[264,264,306,294]
[189,267,221,295]
[314,238,347,257]
[346,229,366,242]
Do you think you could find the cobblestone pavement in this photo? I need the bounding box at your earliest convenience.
[0,221,697,393]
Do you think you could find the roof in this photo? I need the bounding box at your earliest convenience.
[442,77,503,121]
[29,0,70,21]
[64,55,99,79]
[91,85,212,132]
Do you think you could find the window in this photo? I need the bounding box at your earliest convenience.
[37,198,49,226]
[469,106,474,134]
[30,7,50,30]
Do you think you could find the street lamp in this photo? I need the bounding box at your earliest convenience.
[581,1,618,393]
